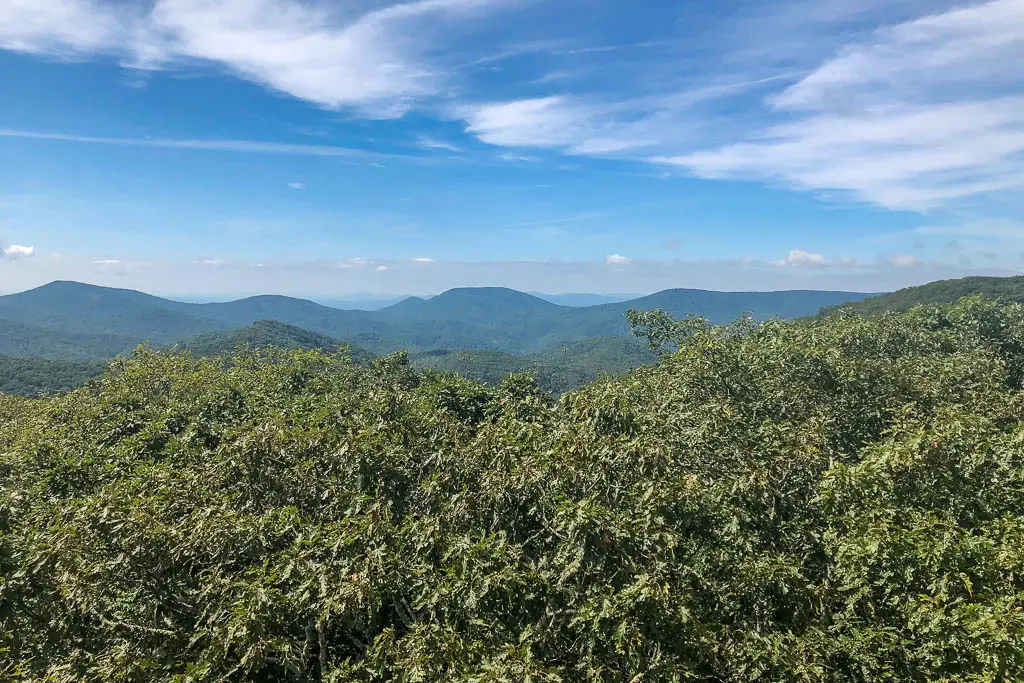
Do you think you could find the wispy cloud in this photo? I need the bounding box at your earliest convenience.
[770,250,865,268]
[912,220,1024,240]
[417,135,462,153]
[3,0,1021,219]
[287,181,306,190]
[887,254,920,268]
[496,152,541,162]
[499,211,604,230]
[771,250,827,268]
[661,0,1024,210]
[463,96,669,155]
[605,253,631,265]
[2,244,35,259]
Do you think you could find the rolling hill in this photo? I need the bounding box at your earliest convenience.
[0,280,226,341]
[175,320,374,363]
[818,275,1024,316]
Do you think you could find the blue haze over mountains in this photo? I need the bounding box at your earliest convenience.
[0,280,875,361]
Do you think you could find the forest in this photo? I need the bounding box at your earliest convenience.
[2,295,1021,680]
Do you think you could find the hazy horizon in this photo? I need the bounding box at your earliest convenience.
[1,279,889,305]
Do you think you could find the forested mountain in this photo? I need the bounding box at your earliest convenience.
[175,320,373,363]
[819,275,1024,316]
[0,280,226,341]
[379,287,560,324]
[0,318,140,360]
[0,321,376,397]
[0,355,106,396]
[0,281,874,359]
[2,297,1021,680]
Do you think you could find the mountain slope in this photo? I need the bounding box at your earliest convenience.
[175,320,373,363]
[379,287,563,325]
[0,319,140,360]
[0,281,227,341]
[524,288,877,349]
[819,275,1024,316]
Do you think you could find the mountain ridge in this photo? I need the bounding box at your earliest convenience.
[818,275,1024,317]
[0,280,877,359]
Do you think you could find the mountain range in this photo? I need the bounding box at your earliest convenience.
[0,281,876,360]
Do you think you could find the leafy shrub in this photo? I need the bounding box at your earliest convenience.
[1,298,1022,680]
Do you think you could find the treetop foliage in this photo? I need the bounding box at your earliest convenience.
[818,274,1024,317]
[1,297,1022,680]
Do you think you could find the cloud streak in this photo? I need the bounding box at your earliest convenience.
[0,128,401,160]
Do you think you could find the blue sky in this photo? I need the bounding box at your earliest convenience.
[1,0,1023,296]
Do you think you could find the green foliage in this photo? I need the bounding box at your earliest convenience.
[819,275,1024,317]
[0,318,139,360]
[0,355,106,396]
[1,298,1022,680]
[412,337,657,394]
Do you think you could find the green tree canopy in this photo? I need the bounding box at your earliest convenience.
[1,298,1022,680]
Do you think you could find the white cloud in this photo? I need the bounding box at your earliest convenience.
[287,181,306,190]
[463,96,666,155]
[0,0,123,54]
[464,97,587,148]
[663,0,1024,210]
[771,249,827,267]
[0,0,518,115]
[376,264,390,271]
[92,258,121,264]
[5,0,1021,216]
[605,253,631,265]
[411,257,435,262]
[196,257,225,266]
[337,257,375,269]
[2,244,35,259]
